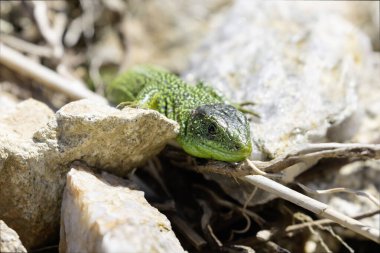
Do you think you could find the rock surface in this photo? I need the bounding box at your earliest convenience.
[0,220,27,253]
[60,166,186,253]
[185,0,373,206]
[0,99,61,249]
[351,52,380,143]
[186,0,371,160]
[0,99,178,249]
[52,99,179,176]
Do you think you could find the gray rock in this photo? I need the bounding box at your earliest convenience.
[0,98,178,249]
[60,166,186,253]
[0,220,27,253]
[52,99,179,176]
[0,99,61,249]
[184,0,372,206]
[185,0,371,161]
[351,52,380,143]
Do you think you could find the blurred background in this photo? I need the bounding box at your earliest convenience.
[0,0,378,110]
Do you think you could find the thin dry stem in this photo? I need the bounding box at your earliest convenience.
[33,1,66,58]
[0,43,107,103]
[320,226,354,253]
[245,158,282,179]
[294,213,332,253]
[244,175,380,243]
[0,34,53,57]
[286,209,380,232]
[207,225,223,247]
[194,143,380,177]
[297,183,380,207]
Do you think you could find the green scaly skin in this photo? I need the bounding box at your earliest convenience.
[106,66,252,162]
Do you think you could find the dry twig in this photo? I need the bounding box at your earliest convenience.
[195,143,380,177]
[0,43,107,103]
[192,143,380,243]
[33,1,66,59]
[286,209,380,232]
[0,34,53,57]
[243,175,380,243]
[297,183,380,207]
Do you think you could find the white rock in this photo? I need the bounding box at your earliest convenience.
[185,0,371,160]
[185,0,373,206]
[351,52,380,143]
[60,167,186,253]
[0,220,27,253]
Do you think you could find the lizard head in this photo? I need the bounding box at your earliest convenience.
[178,103,252,162]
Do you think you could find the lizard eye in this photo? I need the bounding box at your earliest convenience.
[207,123,217,136]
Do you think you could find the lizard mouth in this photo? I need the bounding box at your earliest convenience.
[204,143,252,162]
[181,139,252,162]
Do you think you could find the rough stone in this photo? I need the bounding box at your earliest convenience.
[184,0,373,206]
[52,99,179,176]
[0,98,178,249]
[60,166,186,253]
[351,52,380,143]
[185,0,371,160]
[0,220,27,253]
[0,99,62,249]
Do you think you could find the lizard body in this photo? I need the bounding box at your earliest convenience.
[106,66,252,162]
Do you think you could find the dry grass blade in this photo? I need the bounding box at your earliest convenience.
[286,209,380,232]
[194,185,266,226]
[297,183,380,207]
[192,144,380,243]
[245,159,283,179]
[261,143,380,173]
[320,226,354,253]
[244,175,380,243]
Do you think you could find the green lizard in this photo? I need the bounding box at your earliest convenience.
[106,65,252,162]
